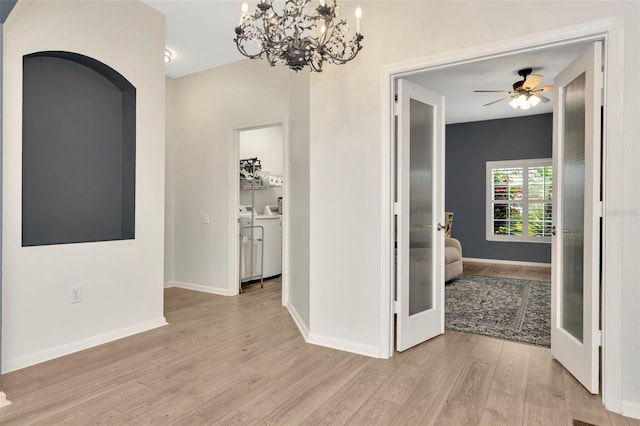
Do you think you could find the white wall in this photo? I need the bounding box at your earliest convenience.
[167,58,311,332]
[2,0,166,372]
[239,126,283,215]
[165,77,177,283]
[308,0,640,415]
[169,59,289,294]
[287,71,311,330]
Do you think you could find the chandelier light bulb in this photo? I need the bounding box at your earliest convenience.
[320,23,327,35]
[241,2,249,14]
[355,6,362,33]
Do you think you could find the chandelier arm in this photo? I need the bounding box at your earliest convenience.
[235,31,267,60]
[233,0,363,72]
[322,35,363,65]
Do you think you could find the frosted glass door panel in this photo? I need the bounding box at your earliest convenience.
[561,73,586,343]
[396,78,444,352]
[409,99,434,316]
[551,40,600,394]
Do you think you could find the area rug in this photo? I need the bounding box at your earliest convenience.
[445,274,551,347]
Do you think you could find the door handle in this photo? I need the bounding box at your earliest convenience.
[437,223,445,231]
[551,226,556,236]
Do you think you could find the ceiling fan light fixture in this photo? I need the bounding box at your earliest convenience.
[476,67,552,110]
[508,97,521,109]
[509,93,540,110]
[528,94,541,107]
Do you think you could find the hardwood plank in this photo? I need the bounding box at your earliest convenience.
[300,358,396,426]
[346,396,402,425]
[523,346,568,425]
[372,358,426,405]
[463,261,551,282]
[563,368,613,426]
[479,340,530,426]
[240,350,366,423]
[391,337,468,425]
[2,279,636,426]
[210,410,260,426]
[432,334,504,425]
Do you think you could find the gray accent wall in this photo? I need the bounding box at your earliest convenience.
[445,113,552,263]
[22,52,136,246]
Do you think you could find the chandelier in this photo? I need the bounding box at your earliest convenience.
[234,0,364,72]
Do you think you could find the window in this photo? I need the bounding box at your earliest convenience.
[486,159,552,243]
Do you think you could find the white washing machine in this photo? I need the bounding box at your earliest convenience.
[239,214,282,279]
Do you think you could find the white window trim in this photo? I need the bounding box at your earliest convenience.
[486,158,552,244]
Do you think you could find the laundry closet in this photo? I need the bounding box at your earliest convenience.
[238,126,284,290]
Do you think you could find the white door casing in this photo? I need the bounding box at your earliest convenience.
[396,79,445,352]
[551,41,602,394]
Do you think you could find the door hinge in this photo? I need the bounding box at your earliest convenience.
[393,202,400,216]
[598,201,604,218]
[596,330,603,347]
[393,101,398,117]
[393,300,399,314]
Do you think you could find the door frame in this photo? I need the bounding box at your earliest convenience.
[229,119,290,308]
[379,17,624,413]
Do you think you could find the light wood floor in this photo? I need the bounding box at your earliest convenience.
[2,278,638,425]
[464,261,552,282]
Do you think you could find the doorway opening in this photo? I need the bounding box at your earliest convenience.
[381,18,624,411]
[232,123,287,303]
[400,41,595,350]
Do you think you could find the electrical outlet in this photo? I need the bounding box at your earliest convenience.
[70,285,82,304]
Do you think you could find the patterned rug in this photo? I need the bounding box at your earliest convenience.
[445,274,551,347]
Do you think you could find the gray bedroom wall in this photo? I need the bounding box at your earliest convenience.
[445,113,552,264]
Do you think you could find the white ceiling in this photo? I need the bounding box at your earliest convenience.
[406,42,591,124]
[143,0,247,78]
[144,1,591,123]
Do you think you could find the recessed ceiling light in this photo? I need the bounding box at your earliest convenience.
[164,48,172,64]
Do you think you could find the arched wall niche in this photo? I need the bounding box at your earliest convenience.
[22,51,136,246]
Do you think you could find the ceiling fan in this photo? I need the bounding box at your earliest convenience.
[474,68,553,110]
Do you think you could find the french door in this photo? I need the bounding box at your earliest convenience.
[551,41,602,394]
[396,79,445,352]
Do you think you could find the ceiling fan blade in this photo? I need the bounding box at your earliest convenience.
[474,90,511,93]
[522,74,543,90]
[483,95,514,106]
[535,94,551,103]
[533,85,553,93]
